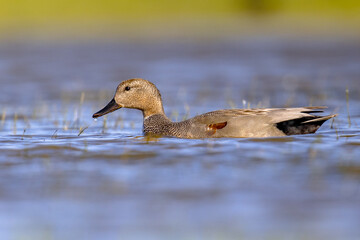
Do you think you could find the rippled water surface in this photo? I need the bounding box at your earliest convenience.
[0,40,360,239]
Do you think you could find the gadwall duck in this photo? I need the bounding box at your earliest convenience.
[93,78,337,138]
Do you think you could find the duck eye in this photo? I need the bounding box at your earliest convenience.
[125,86,131,91]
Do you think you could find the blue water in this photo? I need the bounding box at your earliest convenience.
[0,39,360,239]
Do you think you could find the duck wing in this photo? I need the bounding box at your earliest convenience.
[192,106,327,124]
[189,107,336,137]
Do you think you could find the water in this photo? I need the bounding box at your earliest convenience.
[0,39,360,239]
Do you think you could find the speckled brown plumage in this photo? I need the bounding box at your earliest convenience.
[93,78,337,138]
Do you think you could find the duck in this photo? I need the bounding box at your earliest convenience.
[92,78,337,138]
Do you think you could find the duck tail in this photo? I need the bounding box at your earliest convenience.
[302,114,338,124]
[276,114,338,135]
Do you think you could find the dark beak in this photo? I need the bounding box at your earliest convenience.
[93,98,121,118]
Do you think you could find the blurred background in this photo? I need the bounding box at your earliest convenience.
[0,0,360,41]
[1,1,360,240]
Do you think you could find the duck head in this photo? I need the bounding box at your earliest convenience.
[92,78,165,119]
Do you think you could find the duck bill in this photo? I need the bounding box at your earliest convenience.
[92,98,122,118]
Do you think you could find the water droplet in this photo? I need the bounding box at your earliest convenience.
[94,118,97,122]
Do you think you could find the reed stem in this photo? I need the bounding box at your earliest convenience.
[346,88,351,127]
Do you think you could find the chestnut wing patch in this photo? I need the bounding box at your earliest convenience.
[208,122,227,130]
[206,121,228,136]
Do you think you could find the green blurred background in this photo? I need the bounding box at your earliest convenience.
[1,0,360,41]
